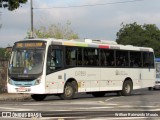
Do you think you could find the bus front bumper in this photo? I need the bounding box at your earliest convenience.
[7,83,45,94]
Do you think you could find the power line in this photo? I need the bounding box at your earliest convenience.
[34,0,145,9]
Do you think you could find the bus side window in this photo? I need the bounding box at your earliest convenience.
[100,49,114,67]
[84,49,89,65]
[143,52,148,67]
[149,52,154,68]
[66,47,78,66]
[84,48,99,66]
[143,52,154,68]
[77,54,82,65]
[46,46,53,74]
[116,50,129,67]
[130,51,141,68]
[46,46,63,75]
[66,50,71,65]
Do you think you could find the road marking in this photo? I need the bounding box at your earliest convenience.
[23,101,102,106]
[138,106,156,108]
[87,117,151,120]
[105,97,115,102]
[106,103,119,105]
[23,103,49,106]
[90,106,113,109]
[119,105,134,108]
[48,110,73,111]
[0,106,33,111]
[37,117,153,120]
[120,105,156,108]
[153,109,160,111]
[105,97,121,102]
[76,106,113,110]
[40,117,84,120]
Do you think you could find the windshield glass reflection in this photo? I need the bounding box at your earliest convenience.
[9,48,45,75]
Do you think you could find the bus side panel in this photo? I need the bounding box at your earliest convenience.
[45,68,101,94]
[45,67,155,94]
[85,68,100,92]
[46,71,65,94]
[64,68,100,92]
[100,68,142,91]
[100,68,124,91]
[100,68,130,91]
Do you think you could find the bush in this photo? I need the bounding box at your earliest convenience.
[0,61,8,93]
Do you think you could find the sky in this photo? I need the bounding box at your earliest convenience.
[0,0,160,47]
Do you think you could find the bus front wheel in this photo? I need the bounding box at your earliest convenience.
[59,82,75,100]
[121,80,133,96]
[31,94,47,101]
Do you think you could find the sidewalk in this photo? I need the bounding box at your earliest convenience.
[0,93,31,101]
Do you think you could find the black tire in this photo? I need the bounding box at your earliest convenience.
[92,92,106,97]
[121,80,133,96]
[59,82,75,100]
[117,91,122,96]
[31,94,47,101]
[148,87,153,91]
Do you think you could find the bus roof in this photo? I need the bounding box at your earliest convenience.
[18,38,154,52]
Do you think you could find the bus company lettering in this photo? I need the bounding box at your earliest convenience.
[115,70,128,75]
[87,74,96,77]
[75,71,86,76]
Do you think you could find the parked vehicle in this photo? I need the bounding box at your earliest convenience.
[154,58,160,89]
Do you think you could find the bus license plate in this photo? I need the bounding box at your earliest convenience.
[18,87,26,92]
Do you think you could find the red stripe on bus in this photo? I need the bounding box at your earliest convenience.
[99,45,109,49]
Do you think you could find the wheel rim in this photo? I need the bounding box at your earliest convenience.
[65,85,73,97]
[125,84,131,93]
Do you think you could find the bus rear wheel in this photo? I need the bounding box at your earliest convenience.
[59,82,75,100]
[31,94,47,101]
[121,80,133,96]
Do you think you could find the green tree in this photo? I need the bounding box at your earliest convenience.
[0,47,11,60]
[29,22,79,40]
[0,0,27,11]
[116,22,160,57]
[0,48,5,58]
[0,0,27,30]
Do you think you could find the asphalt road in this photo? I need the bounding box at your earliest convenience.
[0,88,160,120]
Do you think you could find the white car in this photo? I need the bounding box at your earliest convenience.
[148,59,160,90]
[153,74,160,89]
[149,74,160,90]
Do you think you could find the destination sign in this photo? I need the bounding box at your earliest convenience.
[16,42,45,48]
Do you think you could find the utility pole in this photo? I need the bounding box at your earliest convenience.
[30,0,34,38]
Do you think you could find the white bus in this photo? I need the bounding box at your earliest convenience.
[7,38,155,101]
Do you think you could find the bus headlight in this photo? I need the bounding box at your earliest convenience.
[35,77,41,85]
[8,78,13,85]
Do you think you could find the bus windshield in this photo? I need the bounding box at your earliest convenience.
[9,45,45,75]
